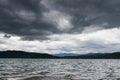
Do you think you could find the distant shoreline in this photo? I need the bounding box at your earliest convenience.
[0,50,120,59]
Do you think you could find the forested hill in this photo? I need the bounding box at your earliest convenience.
[0,51,120,59]
[0,51,58,58]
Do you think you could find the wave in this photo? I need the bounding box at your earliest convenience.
[20,76,66,80]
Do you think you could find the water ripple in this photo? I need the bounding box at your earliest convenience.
[0,59,120,80]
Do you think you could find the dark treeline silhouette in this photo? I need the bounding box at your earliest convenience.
[0,51,58,58]
[0,51,120,59]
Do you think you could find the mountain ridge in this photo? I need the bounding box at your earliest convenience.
[0,50,120,59]
[53,53,81,57]
[0,50,58,58]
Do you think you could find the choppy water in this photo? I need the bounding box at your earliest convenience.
[0,59,120,80]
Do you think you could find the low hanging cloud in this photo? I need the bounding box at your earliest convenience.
[0,0,120,53]
[1,28,120,54]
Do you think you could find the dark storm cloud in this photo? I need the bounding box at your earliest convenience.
[0,0,120,40]
[4,34,11,38]
[0,0,59,40]
[54,0,120,31]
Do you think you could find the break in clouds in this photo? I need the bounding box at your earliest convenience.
[0,0,120,54]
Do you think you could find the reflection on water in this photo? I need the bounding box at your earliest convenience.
[0,59,120,80]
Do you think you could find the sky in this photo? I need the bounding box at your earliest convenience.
[0,0,120,54]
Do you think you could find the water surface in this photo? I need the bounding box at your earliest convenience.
[0,59,120,80]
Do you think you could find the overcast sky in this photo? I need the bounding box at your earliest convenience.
[0,0,120,54]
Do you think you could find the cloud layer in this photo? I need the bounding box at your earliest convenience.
[0,0,120,54]
[1,28,120,54]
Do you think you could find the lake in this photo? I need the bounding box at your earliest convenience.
[0,59,120,80]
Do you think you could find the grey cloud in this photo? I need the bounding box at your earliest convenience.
[0,0,120,40]
[4,34,11,38]
[53,0,120,31]
[80,41,106,49]
[0,0,60,40]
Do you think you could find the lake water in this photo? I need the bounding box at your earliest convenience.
[0,59,120,80]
